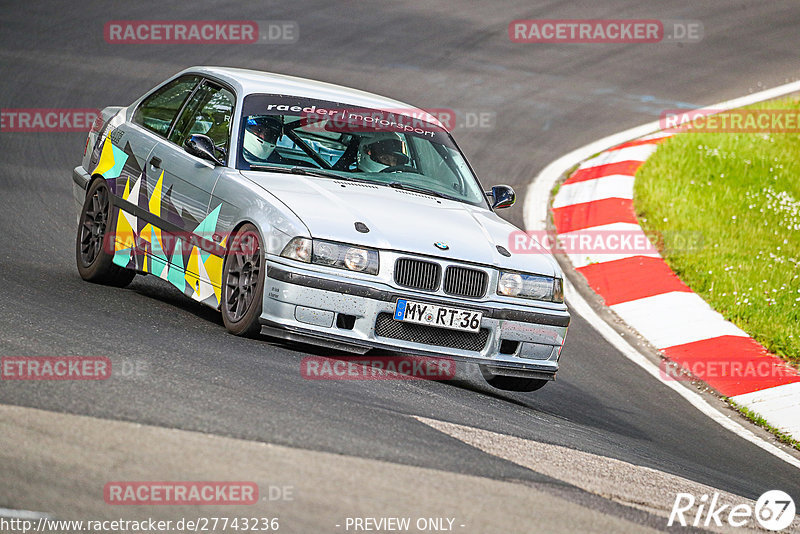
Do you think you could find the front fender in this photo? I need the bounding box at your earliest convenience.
[210,169,310,258]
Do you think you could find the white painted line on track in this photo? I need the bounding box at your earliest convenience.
[413,416,790,534]
[552,175,635,208]
[577,144,657,169]
[523,80,800,470]
[732,382,800,437]
[610,291,749,348]
[562,278,800,470]
[0,507,52,519]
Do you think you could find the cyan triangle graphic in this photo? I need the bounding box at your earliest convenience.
[105,144,129,179]
[168,237,186,291]
[194,205,222,264]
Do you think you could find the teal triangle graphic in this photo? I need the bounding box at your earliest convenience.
[194,204,222,263]
[168,237,186,290]
[105,144,129,179]
[113,247,131,268]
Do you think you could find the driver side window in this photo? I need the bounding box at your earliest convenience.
[132,75,200,137]
[169,83,235,157]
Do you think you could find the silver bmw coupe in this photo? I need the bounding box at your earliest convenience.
[72,66,569,391]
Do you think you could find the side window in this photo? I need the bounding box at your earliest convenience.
[169,83,235,156]
[132,75,200,137]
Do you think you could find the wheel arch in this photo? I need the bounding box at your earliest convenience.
[85,174,107,197]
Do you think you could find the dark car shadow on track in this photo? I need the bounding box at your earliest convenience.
[124,274,647,442]
[126,275,225,326]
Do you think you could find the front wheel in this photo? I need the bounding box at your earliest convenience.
[75,178,135,287]
[221,223,265,337]
[483,372,549,392]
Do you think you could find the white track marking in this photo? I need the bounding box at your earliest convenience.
[732,383,800,437]
[556,222,659,268]
[563,279,800,470]
[552,175,635,208]
[523,80,800,470]
[577,144,657,169]
[414,417,789,533]
[0,507,52,519]
[610,292,749,348]
[635,132,673,142]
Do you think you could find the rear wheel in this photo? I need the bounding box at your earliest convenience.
[76,178,135,287]
[221,223,265,337]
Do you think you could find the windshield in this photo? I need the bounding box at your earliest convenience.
[238,94,488,207]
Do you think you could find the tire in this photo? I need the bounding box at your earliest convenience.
[482,373,549,392]
[76,178,136,287]
[221,223,265,337]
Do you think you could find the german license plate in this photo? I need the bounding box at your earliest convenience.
[393,299,482,333]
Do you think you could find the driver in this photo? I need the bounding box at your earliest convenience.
[243,115,284,163]
[356,132,409,172]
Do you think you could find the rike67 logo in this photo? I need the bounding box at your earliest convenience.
[669,490,796,531]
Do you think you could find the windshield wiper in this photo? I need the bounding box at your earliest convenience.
[249,165,334,177]
[248,165,296,174]
[249,165,355,181]
[388,182,460,202]
[289,166,344,179]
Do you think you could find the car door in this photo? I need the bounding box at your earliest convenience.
[146,80,236,306]
[107,75,201,273]
[123,75,202,194]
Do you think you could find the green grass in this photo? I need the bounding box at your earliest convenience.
[635,97,800,366]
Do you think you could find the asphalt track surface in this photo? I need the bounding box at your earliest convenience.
[1,0,799,530]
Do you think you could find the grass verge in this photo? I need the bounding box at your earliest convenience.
[634,97,800,366]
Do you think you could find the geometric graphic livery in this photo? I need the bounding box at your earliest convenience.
[93,138,226,308]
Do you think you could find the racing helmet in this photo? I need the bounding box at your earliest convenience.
[243,115,283,161]
[356,132,409,172]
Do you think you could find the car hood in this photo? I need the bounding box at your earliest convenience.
[240,171,559,277]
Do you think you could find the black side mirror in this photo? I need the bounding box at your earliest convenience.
[184,134,223,166]
[487,184,516,209]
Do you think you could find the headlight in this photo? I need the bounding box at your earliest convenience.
[553,277,564,303]
[280,237,379,275]
[497,272,523,296]
[497,271,563,303]
[281,237,312,263]
[344,247,370,271]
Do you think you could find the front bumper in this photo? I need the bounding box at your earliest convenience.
[261,259,569,380]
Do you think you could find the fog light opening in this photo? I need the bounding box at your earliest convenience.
[499,339,520,355]
[336,313,357,330]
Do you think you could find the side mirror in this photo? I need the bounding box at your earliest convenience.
[184,134,223,166]
[488,184,516,209]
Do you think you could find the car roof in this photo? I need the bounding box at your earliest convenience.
[182,66,445,128]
